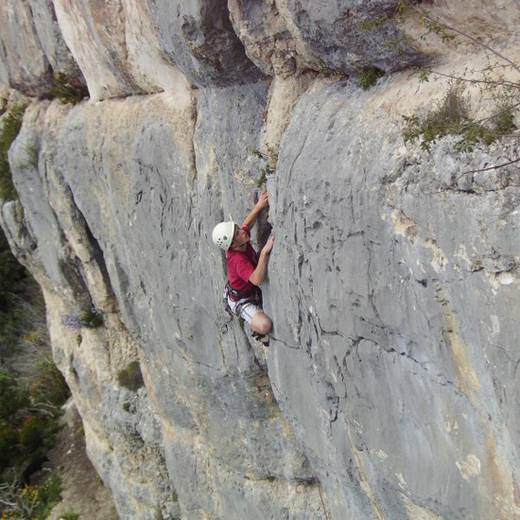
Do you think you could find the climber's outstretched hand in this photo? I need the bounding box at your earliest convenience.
[242,192,270,229]
[261,236,274,256]
[255,191,269,210]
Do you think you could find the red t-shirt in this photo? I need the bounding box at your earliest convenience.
[226,225,258,295]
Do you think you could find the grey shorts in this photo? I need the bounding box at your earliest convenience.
[227,296,262,324]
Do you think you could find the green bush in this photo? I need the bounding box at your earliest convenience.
[403,87,517,151]
[78,307,104,328]
[357,14,389,31]
[357,66,385,90]
[48,73,89,105]
[14,473,62,520]
[0,372,29,420]
[59,513,80,520]
[0,361,67,472]
[0,104,27,201]
[117,361,144,392]
[18,415,45,451]
[0,420,19,468]
[0,231,25,298]
[29,358,70,410]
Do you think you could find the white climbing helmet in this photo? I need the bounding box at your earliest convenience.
[212,221,235,250]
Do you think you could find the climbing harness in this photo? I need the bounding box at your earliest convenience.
[223,282,262,319]
[221,283,269,345]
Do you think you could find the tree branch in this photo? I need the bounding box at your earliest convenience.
[409,6,520,76]
[426,69,520,89]
[459,157,520,176]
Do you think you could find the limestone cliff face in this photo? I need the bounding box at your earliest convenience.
[1,2,520,519]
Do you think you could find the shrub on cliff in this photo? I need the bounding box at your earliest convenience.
[117,361,144,392]
[0,104,27,201]
[357,66,385,90]
[403,87,517,151]
[0,473,63,520]
[397,1,519,171]
[62,306,104,330]
[29,358,70,409]
[47,73,89,105]
[0,363,68,473]
[0,228,39,363]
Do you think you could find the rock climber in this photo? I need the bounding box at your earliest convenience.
[212,191,274,344]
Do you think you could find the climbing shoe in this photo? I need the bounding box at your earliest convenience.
[252,332,270,347]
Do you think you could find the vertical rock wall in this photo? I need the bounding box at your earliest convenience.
[1,1,520,519]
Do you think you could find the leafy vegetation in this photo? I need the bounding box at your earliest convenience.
[0,231,70,518]
[394,1,520,168]
[47,73,88,105]
[0,104,27,201]
[0,360,69,517]
[357,66,385,90]
[77,307,103,328]
[251,149,275,187]
[117,361,144,392]
[0,230,32,359]
[403,87,517,151]
[58,513,80,520]
[0,361,69,474]
[356,14,389,32]
[62,307,104,330]
[0,473,62,520]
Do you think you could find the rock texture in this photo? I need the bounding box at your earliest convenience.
[228,0,422,76]
[0,0,84,95]
[1,1,520,519]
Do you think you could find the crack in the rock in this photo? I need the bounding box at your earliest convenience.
[271,334,300,350]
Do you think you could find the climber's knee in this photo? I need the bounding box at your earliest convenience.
[251,312,272,335]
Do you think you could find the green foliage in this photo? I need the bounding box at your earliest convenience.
[357,66,385,90]
[0,473,61,520]
[78,307,104,328]
[0,231,26,299]
[251,149,275,186]
[29,358,70,409]
[18,416,45,451]
[403,87,517,151]
[0,421,19,468]
[48,73,88,105]
[0,104,27,201]
[9,473,63,520]
[58,513,80,520]
[357,15,388,31]
[314,58,337,77]
[383,34,415,54]
[255,170,267,188]
[0,372,29,419]
[493,103,518,134]
[394,0,410,15]
[256,166,274,188]
[417,69,431,83]
[0,362,66,473]
[117,361,144,392]
[251,149,266,159]
[0,228,45,368]
[419,15,456,43]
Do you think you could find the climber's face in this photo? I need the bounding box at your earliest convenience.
[230,225,249,250]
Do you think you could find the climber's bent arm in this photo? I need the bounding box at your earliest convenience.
[241,205,263,230]
[248,251,269,287]
[242,192,269,229]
